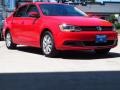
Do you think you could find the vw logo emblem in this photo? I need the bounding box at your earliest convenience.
[96,26,102,31]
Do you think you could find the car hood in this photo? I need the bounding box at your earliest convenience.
[45,16,112,26]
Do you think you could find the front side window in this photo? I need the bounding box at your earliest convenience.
[14,5,28,17]
[39,4,87,16]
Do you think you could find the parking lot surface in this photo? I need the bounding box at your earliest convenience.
[0,38,120,73]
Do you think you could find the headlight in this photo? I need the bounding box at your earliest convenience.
[59,24,82,32]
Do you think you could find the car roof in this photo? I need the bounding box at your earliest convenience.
[35,2,59,4]
[17,2,68,10]
[22,2,65,6]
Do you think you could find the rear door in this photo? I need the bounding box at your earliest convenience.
[12,5,28,44]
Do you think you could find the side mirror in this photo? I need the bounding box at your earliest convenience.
[28,12,39,18]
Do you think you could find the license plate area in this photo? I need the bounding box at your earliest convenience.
[96,35,107,43]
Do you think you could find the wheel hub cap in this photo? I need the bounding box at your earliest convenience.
[6,33,11,47]
[43,35,52,54]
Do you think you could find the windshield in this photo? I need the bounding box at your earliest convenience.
[39,4,87,16]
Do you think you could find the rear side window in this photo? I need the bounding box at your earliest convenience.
[14,5,28,17]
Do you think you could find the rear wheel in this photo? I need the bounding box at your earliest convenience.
[95,49,110,55]
[41,31,57,57]
[5,31,16,49]
[0,31,1,41]
[0,29,3,41]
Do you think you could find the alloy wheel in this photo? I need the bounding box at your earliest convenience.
[6,32,12,47]
[5,31,16,49]
[42,34,53,55]
[42,31,57,57]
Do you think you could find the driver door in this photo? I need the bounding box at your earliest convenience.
[22,4,40,46]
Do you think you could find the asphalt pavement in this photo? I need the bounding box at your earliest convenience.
[0,39,120,90]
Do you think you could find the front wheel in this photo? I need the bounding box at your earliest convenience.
[95,49,110,55]
[5,31,16,49]
[41,31,57,57]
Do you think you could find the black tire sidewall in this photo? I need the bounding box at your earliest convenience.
[0,31,1,41]
[0,29,2,41]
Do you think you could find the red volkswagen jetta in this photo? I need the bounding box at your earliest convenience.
[3,2,118,57]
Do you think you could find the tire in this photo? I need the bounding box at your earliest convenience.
[41,31,57,57]
[5,31,16,49]
[0,31,2,41]
[95,49,110,55]
[0,29,3,41]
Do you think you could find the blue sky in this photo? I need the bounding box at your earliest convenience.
[96,0,120,2]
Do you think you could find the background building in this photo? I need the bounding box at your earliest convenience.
[0,0,120,23]
[77,2,120,22]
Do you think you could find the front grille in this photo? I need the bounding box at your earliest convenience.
[64,40,116,47]
[80,26,113,31]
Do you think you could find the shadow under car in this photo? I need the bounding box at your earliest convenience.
[16,46,120,60]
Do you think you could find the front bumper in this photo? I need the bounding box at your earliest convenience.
[55,31,118,51]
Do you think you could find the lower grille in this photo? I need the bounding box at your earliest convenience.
[64,40,116,47]
[83,41,115,46]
